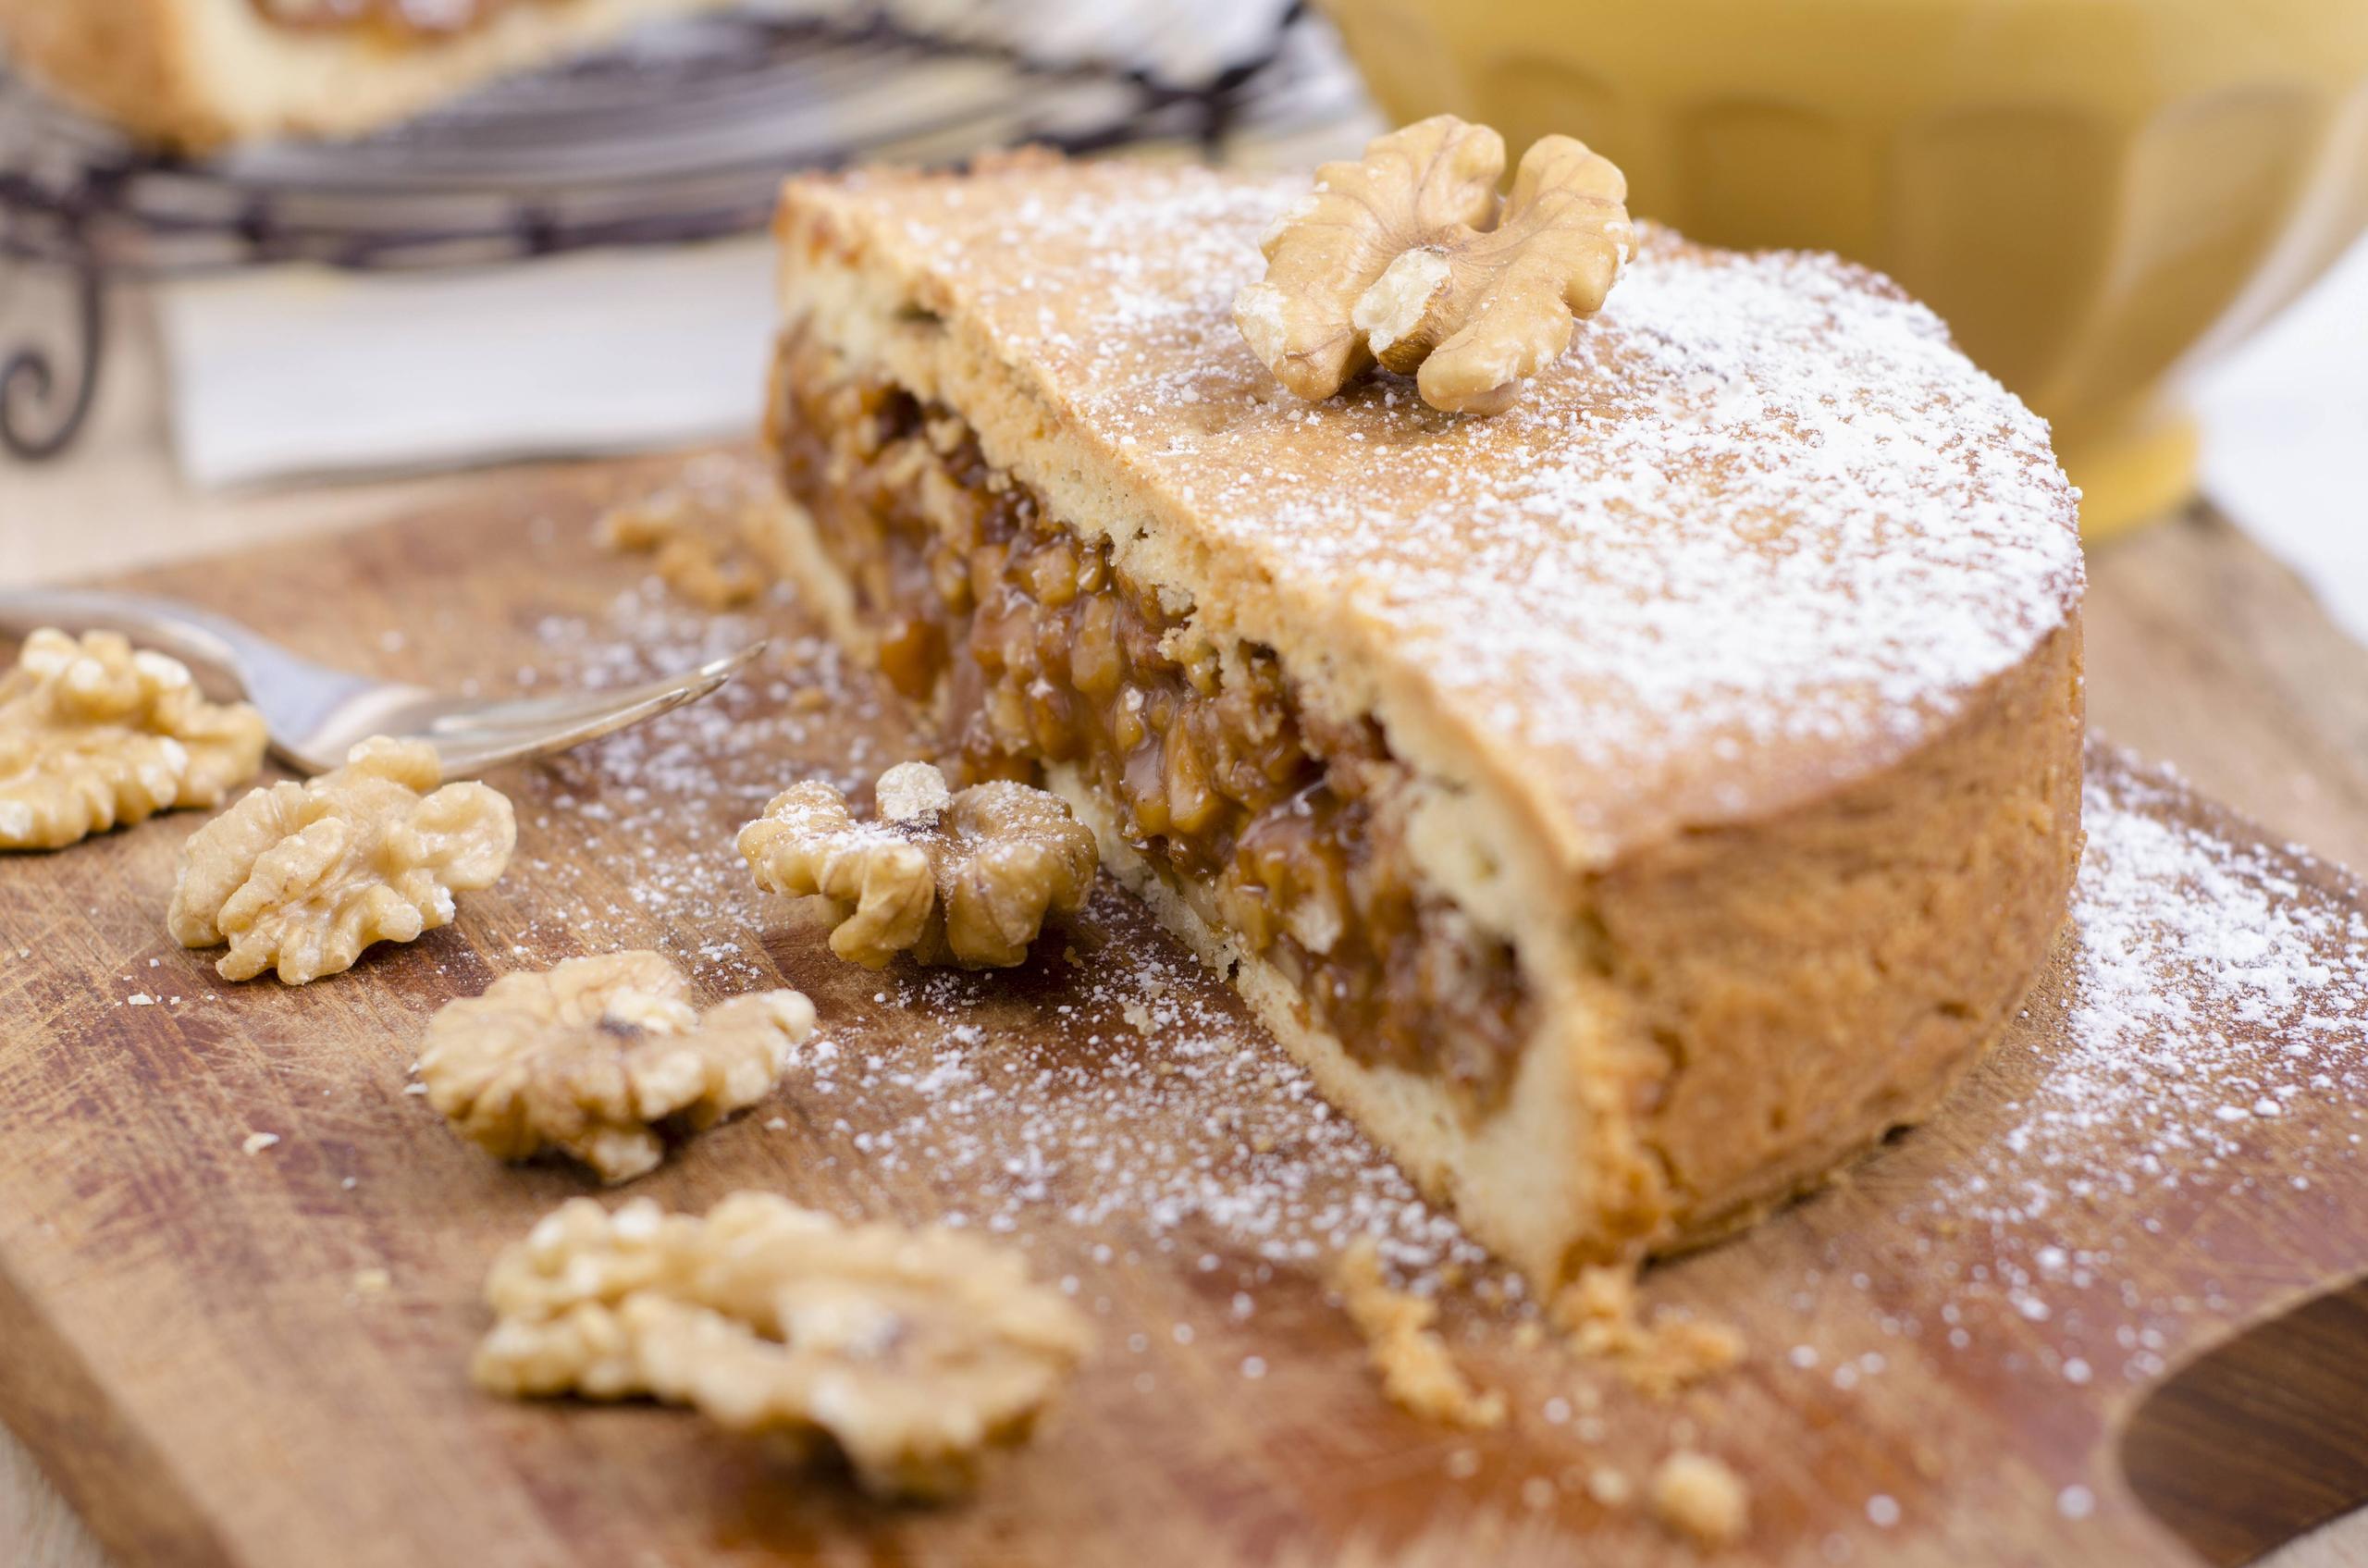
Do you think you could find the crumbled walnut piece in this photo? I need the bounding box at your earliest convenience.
[1335,1238,1505,1429]
[738,760,1097,969]
[1649,1450,1751,1548]
[166,736,514,983]
[598,479,778,610]
[472,1192,1093,1499]
[416,951,815,1183]
[1550,1263,1745,1398]
[0,628,267,851]
[1234,115,1630,415]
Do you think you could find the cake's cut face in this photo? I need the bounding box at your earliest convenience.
[764,153,2087,1284]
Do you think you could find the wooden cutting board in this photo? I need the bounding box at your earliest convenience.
[4,463,2366,1568]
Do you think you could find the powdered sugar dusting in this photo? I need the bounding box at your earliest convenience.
[822,162,2083,856]
[481,536,1487,1279]
[1944,756,2368,1232]
[774,890,1486,1278]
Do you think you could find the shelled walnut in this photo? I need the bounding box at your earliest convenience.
[416,951,816,1182]
[1234,115,1631,415]
[738,760,1097,969]
[0,627,267,851]
[473,1192,1093,1499]
[166,735,514,983]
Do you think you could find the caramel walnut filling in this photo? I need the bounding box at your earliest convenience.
[771,333,1536,1109]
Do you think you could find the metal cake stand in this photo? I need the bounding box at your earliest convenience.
[0,0,1340,462]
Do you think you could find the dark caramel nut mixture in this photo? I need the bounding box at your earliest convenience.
[771,332,1535,1107]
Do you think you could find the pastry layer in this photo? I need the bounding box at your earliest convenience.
[764,154,2087,1282]
[0,0,736,149]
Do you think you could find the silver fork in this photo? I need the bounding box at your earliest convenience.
[0,588,764,778]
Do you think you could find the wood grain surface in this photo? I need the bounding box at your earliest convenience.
[1,463,2365,1567]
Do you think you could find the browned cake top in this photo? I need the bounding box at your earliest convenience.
[785,159,2084,863]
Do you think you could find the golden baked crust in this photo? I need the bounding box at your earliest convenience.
[0,0,738,150]
[764,154,2086,1283]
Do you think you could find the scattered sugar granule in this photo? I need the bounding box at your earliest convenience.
[240,1131,280,1155]
[126,994,154,1006]
[1649,1451,1751,1548]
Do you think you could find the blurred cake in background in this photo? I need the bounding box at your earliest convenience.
[0,0,748,150]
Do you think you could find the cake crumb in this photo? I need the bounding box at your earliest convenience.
[1336,1238,1505,1429]
[1553,1263,1745,1396]
[1649,1450,1750,1548]
[1586,1464,1632,1507]
[596,479,776,611]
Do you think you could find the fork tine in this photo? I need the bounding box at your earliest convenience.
[425,646,767,739]
[427,643,767,778]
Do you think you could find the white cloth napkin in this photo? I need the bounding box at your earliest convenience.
[2194,237,2368,644]
[155,238,776,487]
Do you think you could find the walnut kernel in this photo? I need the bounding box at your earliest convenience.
[417,951,815,1182]
[1234,116,1630,415]
[166,736,514,983]
[0,628,266,851]
[473,1192,1093,1498]
[738,760,1097,969]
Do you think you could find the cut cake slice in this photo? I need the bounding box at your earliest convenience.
[760,151,2087,1285]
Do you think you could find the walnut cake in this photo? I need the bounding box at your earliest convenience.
[0,0,740,150]
[758,150,2087,1286]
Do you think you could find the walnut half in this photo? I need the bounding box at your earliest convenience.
[738,761,1097,969]
[166,736,515,983]
[473,1192,1094,1499]
[0,628,267,851]
[417,951,816,1183]
[1234,116,1631,415]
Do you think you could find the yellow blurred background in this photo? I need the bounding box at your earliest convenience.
[1322,0,2368,538]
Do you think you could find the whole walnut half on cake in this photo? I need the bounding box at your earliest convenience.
[1234,115,1631,415]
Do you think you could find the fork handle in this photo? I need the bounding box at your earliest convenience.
[0,588,264,698]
